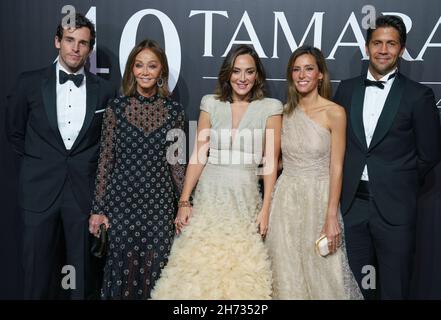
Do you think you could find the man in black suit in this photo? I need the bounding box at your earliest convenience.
[334,15,441,299]
[6,13,115,299]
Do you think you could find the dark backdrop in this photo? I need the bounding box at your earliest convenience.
[1,0,440,299]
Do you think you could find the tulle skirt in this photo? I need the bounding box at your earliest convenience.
[151,164,272,299]
[266,173,363,300]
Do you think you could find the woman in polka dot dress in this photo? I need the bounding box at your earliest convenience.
[88,39,185,299]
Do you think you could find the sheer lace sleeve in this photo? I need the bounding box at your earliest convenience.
[91,103,117,215]
[168,102,186,196]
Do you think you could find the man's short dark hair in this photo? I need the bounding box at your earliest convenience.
[366,15,407,47]
[56,13,96,50]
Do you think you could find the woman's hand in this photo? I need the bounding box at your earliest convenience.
[256,209,270,239]
[174,206,192,235]
[89,214,110,237]
[320,213,342,254]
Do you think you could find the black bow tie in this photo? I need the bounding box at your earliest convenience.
[364,79,385,89]
[364,72,397,89]
[59,70,84,87]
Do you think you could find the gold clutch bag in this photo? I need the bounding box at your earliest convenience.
[315,234,330,257]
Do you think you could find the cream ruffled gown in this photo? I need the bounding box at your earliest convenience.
[266,107,363,300]
[151,94,283,299]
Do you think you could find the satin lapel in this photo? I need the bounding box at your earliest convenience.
[369,74,405,150]
[349,77,368,150]
[70,72,98,152]
[41,65,66,150]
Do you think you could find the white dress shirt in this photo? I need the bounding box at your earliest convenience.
[56,62,87,150]
[361,68,397,181]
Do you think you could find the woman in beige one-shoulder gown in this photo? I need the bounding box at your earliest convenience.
[266,46,363,300]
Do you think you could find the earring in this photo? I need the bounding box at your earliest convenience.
[318,79,323,90]
[157,77,164,88]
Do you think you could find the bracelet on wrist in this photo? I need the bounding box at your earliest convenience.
[178,200,192,208]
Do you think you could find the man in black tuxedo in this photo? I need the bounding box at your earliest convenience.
[6,13,115,299]
[334,15,441,299]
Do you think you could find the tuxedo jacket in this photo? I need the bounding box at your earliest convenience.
[334,73,441,225]
[6,64,116,213]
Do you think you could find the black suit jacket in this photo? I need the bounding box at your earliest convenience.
[6,64,116,213]
[334,73,441,225]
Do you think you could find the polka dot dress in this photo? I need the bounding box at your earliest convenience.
[92,93,186,299]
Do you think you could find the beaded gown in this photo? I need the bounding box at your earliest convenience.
[265,107,363,299]
[151,94,283,299]
[91,93,186,299]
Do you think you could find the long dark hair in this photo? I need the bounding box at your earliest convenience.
[215,45,266,102]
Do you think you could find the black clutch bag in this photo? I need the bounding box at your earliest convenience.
[91,224,108,258]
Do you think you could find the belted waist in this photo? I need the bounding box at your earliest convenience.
[281,167,329,180]
[207,149,261,168]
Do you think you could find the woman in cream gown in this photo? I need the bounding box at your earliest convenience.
[151,45,282,299]
[266,46,363,300]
